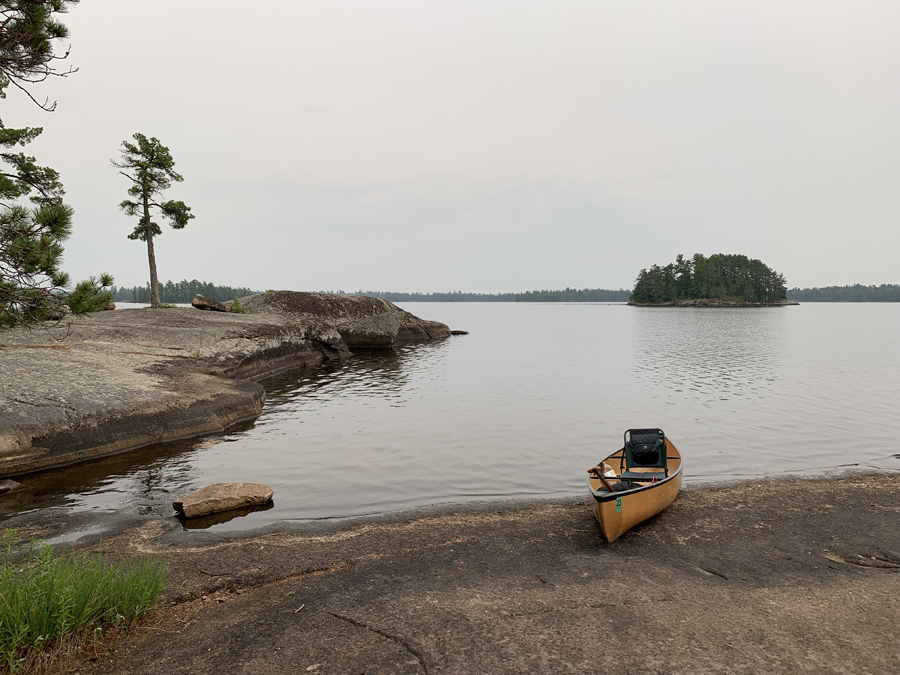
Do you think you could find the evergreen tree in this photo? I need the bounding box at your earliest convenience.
[112,133,194,308]
[0,0,113,329]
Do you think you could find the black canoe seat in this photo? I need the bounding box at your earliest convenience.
[623,428,668,474]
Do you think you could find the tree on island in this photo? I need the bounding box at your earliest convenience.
[630,253,787,304]
[0,0,113,329]
[112,134,194,308]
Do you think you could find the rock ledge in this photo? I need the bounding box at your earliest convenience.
[1,294,450,476]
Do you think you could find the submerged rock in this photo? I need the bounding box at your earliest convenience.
[173,482,274,519]
[236,291,450,349]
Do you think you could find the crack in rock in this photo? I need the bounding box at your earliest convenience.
[327,611,429,674]
[825,552,900,570]
[697,566,729,580]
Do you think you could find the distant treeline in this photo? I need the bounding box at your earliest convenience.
[516,288,629,302]
[113,280,259,304]
[348,289,629,302]
[787,284,900,302]
[631,253,787,304]
[353,290,517,302]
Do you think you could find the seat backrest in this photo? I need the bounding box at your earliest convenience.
[624,428,667,470]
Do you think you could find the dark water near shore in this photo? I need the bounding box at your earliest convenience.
[3,303,899,531]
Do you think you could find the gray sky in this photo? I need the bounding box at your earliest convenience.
[7,0,900,292]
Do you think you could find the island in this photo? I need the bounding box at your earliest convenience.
[629,253,797,306]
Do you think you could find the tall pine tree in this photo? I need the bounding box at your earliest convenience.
[0,0,112,329]
[112,133,194,308]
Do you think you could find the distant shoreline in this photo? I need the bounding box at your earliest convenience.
[110,279,900,303]
[629,299,800,307]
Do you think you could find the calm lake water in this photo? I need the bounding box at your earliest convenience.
[3,303,899,531]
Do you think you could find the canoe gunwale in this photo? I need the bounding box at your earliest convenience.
[587,447,684,503]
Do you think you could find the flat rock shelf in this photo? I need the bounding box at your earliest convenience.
[0,292,450,476]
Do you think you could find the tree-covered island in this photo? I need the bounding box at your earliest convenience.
[630,253,789,305]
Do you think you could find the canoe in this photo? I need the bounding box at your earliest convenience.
[587,429,683,543]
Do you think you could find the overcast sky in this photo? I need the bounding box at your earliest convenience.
[6,0,899,292]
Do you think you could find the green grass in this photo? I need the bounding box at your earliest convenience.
[0,529,166,673]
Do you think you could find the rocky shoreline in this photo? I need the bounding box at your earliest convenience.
[5,473,896,674]
[0,292,450,477]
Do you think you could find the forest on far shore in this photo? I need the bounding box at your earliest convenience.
[787,284,900,302]
[112,280,900,305]
[113,280,259,304]
[356,289,630,302]
[114,284,631,303]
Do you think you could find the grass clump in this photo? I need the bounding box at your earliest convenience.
[0,529,166,673]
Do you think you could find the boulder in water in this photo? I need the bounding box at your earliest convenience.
[173,482,274,518]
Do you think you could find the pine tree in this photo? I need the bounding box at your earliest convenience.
[112,134,194,308]
[0,1,113,329]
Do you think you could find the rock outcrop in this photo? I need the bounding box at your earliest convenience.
[0,309,350,476]
[233,291,451,349]
[173,482,274,518]
[1,292,451,476]
[192,295,231,312]
[45,297,70,320]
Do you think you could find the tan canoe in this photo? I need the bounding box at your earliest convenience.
[587,436,683,543]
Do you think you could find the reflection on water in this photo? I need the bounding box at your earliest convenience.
[262,343,422,410]
[0,419,258,520]
[633,308,784,401]
[178,501,275,530]
[2,303,899,532]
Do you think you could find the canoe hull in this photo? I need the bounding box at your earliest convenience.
[588,439,683,543]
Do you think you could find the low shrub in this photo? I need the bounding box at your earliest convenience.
[230,297,244,313]
[0,529,166,673]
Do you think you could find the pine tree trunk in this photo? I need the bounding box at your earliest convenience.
[147,233,159,308]
[142,191,160,308]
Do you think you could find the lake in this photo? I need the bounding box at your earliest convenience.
[3,302,899,531]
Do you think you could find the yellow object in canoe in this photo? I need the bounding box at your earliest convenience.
[587,429,683,543]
